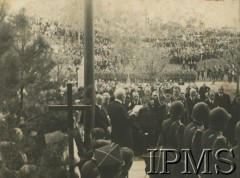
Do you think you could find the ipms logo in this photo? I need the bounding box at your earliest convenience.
[147,149,235,175]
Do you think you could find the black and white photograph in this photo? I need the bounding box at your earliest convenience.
[1,0,240,177]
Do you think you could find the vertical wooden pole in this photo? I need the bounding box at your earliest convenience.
[237,0,240,94]
[84,0,95,150]
[67,83,74,178]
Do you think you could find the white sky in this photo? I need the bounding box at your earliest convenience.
[6,0,240,29]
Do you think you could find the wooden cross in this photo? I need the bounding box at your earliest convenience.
[49,83,90,178]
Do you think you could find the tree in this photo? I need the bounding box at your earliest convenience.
[0,7,55,115]
[135,45,169,82]
[0,1,16,110]
[0,1,13,56]
[224,33,240,94]
[12,9,55,113]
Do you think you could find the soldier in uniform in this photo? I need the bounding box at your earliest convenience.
[160,101,185,150]
[183,102,210,149]
[232,121,240,177]
[157,101,186,178]
[226,94,240,145]
[201,107,232,178]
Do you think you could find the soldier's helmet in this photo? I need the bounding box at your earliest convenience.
[191,102,210,123]
[209,107,231,131]
[169,101,185,117]
[235,121,240,142]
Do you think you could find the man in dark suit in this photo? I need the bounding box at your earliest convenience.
[215,86,231,113]
[95,94,110,137]
[107,88,133,149]
[199,83,210,101]
[204,90,219,110]
[185,88,201,124]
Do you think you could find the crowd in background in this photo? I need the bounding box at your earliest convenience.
[150,30,233,64]
[30,18,117,73]
[28,17,240,84]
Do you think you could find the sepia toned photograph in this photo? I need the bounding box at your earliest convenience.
[1,0,240,177]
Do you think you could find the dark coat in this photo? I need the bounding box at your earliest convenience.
[107,100,133,148]
[185,97,201,123]
[183,121,204,149]
[136,106,159,152]
[215,93,231,112]
[201,129,231,178]
[199,86,210,101]
[225,101,240,145]
[161,118,185,149]
[95,105,110,135]
[204,99,219,110]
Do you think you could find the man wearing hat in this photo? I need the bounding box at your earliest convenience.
[95,143,124,178]
[81,139,110,178]
[107,88,133,149]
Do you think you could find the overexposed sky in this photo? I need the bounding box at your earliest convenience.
[6,0,240,29]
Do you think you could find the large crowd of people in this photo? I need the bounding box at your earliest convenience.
[28,17,240,84]
[150,29,233,65]
[30,18,118,74]
[2,2,240,178]
[64,81,240,178]
[2,78,240,177]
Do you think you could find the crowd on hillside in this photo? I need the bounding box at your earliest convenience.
[151,30,233,65]
[28,17,239,84]
[30,18,117,73]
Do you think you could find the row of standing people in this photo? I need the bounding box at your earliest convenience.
[93,83,240,177]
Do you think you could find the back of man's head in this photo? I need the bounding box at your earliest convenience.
[114,88,126,102]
